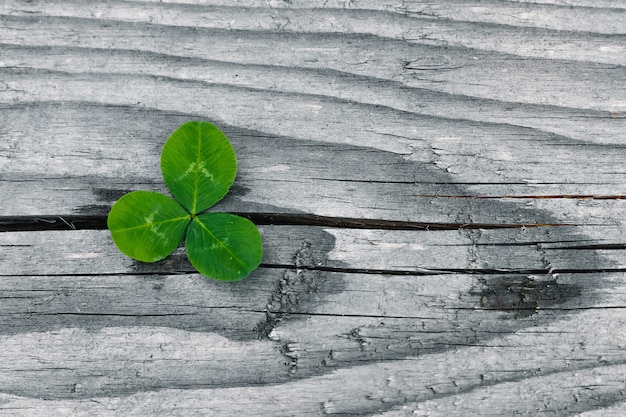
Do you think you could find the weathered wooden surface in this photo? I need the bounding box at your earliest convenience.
[1,0,625,415]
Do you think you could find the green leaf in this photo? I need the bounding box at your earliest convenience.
[107,191,191,262]
[186,213,263,281]
[161,121,237,214]
[108,121,262,281]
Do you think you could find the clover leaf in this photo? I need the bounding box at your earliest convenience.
[107,121,263,281]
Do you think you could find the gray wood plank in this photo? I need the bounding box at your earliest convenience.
[1,100,624,223]
[1,0,624,64]
[1,301,626,415]
[0,0,624,415]
[1,227,624,404]
[2,226,625,276]
[1,1,624,219]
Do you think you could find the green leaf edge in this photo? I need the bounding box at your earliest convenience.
[160,121,237,215]
[186,213,263,282]
[107,190,191,263]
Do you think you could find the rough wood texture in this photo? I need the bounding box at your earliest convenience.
[1,0,625,415]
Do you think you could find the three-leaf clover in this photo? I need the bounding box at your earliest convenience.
[107,121,263,281]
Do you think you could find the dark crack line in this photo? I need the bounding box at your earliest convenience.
[418,194,626,200]
[34,312,190,317]
[0,216,107,232]
[2,265,622,279]
[0,214,581,233]
[263,264,626,276]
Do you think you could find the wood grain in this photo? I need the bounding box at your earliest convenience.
[1,0,625,415]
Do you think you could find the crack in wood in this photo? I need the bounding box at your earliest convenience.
[0,216,107,232]
[552,244,626,250]
[0,214,581,232]
[419,194,626,200]
[256,238,332,339]
[3,265,623,279]
[263,264,626,275]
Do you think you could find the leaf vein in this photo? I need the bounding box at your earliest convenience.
[194,217,249,271]
[113,216,190,233]
[191,122,202,214]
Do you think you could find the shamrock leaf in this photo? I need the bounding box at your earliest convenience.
[107,121,263,281]
[186,213,263,282]
[161,121,236,214]
[107,191,190,262]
